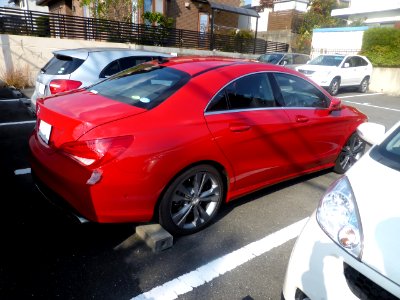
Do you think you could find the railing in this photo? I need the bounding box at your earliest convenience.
[0,7,289,55]
[311,48,361,58]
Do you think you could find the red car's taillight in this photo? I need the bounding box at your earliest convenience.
[49,79,82,94]
[59,136,134,167]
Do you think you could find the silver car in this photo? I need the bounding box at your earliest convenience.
[257,52,310,69]
[31,47,172,106]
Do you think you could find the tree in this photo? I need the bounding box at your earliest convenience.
[296,0,344,53]
[81,0,138,23]
[142,12,173,28]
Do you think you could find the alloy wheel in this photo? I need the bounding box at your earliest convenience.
[159,165,224,235]
[336,134,366,173]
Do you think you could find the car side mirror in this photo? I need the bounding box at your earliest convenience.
[281,60,287,66]
[328,98,341,111]
[343,63,350,68]
[357,122,386,145]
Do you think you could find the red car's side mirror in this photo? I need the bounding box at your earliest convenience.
[329,98,342,111]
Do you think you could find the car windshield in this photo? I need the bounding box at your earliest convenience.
[258,53,284,64]
[308,55,345,67]
[87,63,190,110]
[373,126,400,171]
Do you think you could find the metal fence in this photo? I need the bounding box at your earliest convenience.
[0,7,289,55]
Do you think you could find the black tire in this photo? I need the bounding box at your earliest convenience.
[358,77,369,93]
[334,132,366,174]
[328,77,340,96]
[159,165,224,236]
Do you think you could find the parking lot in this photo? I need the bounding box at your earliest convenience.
[1,90,400,300]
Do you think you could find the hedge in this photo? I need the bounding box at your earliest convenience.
[361,27,400,67]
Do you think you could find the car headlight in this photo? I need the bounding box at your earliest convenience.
[316,176,363,259]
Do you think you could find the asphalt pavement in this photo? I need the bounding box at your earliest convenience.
[1,91,400,300]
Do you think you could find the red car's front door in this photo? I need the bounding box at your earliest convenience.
[204,73,301,198]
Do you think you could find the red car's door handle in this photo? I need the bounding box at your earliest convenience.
[296,116,309,123]
[229,124,251,132]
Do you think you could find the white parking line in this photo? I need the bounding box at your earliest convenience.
[344,100,400,112]
[339,93,384,98]
[131,218,309,300]
[14,168,31,175]
[0,120,36,126]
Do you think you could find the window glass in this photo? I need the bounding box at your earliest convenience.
[308,55,344,67]
[100,56,156,78]
[374,126,400,171]
[155,0,163,13]
[119,56,153,70]
[344,57,357,67]
[144,0,152,12]
[257,53,284,64]
[281,54,293,65]
[100,61,121,78]
[88,64,190,110]
[273,73,329,108]
[353,56,368,67]
[225,73,276,110]
[293,54,309,64]
[42,55,85,75]
[207,90,229,112]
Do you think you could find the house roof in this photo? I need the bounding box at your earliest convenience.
[209,1,260,18]
[36,0,50,6]
[332,4,400,18]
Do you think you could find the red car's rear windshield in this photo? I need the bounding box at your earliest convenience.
[87,63,190,109]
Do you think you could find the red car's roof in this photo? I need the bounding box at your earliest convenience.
[158,56,300,77]
[157,56,244,76]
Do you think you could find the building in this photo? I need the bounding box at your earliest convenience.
[34,0,256,36]
[8,0,49,12]
[246,0,309,52]
[332,0,400,27]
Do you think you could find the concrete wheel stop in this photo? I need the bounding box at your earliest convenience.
[135,224,173,253]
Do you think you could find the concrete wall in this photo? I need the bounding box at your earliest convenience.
[0,34,259,86]
[258,29,299,52]
[369,68,400,96]
[274,0,308,12]
[311,27,368,58]
[1,34,399,95]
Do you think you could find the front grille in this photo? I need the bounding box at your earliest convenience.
[344,263,399,300]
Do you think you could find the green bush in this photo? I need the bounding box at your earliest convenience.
[361,27,400,67]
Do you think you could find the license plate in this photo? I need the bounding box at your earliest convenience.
[38,82,45,95]
[38,119,52,144]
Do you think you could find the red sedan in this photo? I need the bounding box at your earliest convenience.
[29,56,367,235]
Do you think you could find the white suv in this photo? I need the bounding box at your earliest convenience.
[296,54,373,96]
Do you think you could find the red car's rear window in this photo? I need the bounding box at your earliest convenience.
[87,64,190,109]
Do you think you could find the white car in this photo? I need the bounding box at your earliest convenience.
[282,121,400,300]
[296,54,373,96]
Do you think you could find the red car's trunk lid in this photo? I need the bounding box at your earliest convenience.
[36,90,145,147]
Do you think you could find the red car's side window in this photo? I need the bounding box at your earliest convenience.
[273,73,329,108]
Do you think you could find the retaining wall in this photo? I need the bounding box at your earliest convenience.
[1,34,399,95]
